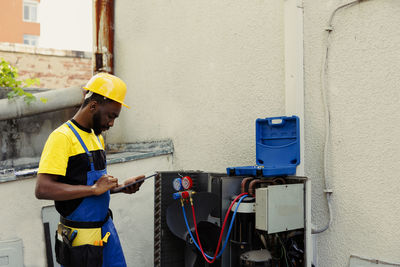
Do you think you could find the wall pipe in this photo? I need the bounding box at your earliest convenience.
[93,0,115,74]
[284,0,305,176]
[0,86,84,121]
[283,0,311,266]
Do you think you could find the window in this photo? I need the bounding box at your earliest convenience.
[23,35,39,46]
[23,0,38,22]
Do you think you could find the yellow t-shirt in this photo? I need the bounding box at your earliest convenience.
[38,120,106,217]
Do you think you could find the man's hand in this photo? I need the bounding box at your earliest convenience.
[35,173,117,201]
[113,175,145,194]
[92,175,118,196]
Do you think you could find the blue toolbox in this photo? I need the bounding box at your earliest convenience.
[227,115,300,177]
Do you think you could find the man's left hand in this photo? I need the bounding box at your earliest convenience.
[118,175,145,194]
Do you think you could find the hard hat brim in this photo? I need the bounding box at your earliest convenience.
[83,87,130,108]
[121,102,130,108]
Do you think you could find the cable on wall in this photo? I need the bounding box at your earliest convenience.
[313,0,373,234]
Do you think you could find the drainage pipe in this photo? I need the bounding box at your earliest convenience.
[283,1,310,266]
[0,86,84,121]
[93,0,114,74]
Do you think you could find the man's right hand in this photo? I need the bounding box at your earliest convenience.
[92,175,118,195]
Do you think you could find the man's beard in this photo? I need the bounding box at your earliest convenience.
[93,111,103,135]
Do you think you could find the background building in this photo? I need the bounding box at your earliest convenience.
[0,0,40,45]
[0,0,92,51]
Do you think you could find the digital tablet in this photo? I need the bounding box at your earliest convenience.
[113,173,157,193]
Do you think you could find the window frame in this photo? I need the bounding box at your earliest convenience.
[23,0,38,23]
[23,34,39,46]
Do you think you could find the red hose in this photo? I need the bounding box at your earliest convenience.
[191,192,248,263]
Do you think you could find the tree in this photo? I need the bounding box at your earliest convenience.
[0,58,46,104]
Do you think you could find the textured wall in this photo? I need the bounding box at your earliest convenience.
[0,108,77,161]
[304,0,400,266]
[111,0,285,173]
[110,1,400,266]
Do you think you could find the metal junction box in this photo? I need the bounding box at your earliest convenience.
[255,183,304,233]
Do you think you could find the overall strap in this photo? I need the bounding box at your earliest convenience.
[96,133,107,167]
[66,121,95,171]
[96,135,103,149]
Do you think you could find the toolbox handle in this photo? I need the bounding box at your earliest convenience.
[268,118,285,126]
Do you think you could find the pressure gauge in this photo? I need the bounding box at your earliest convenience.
[173,178,183,191]
[181,176,193,190]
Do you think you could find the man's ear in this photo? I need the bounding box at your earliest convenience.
[89,100,98,112]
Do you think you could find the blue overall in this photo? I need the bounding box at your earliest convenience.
[65,122,127,267]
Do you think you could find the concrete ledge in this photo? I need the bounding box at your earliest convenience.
[106,140,174,164]
[0,42,92,58]
[0,139,174,183]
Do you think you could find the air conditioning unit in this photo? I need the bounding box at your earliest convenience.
[154,171,310,267]
[154,116,311,267]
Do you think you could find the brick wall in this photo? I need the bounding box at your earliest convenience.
[0,42,91,162]
[0,42,92,89]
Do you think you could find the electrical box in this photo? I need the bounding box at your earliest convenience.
[255,184,304,233]
[0,239,23,267]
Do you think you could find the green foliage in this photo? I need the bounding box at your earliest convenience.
[0,58,46,104]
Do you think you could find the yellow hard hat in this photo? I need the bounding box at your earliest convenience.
[83,72,130,108]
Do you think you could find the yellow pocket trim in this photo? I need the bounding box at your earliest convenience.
[58,223,102,247]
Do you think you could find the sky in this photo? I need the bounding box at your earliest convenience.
[38,0,93,52]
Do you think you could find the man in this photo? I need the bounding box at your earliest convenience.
[35,72,144,267]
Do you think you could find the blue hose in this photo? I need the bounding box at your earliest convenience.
[181,194,248,260]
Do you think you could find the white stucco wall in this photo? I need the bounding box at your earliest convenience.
[0,155,172,267]
[304,0,400,266]
[111,0,286,172]
[111,0,400,266]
